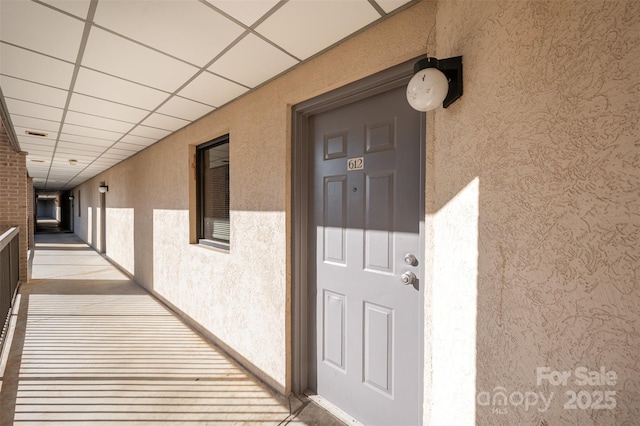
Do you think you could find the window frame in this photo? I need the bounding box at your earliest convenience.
[196,134,230,250]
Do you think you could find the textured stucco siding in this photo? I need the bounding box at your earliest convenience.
[70,0,639,423]
[431,1,639,424]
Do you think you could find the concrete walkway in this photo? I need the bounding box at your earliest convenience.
[0,233,344,425]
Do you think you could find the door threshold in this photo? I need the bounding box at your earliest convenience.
[303,391,363,425]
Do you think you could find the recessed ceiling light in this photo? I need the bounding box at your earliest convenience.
[69,159,78,165]
[25,130,48,137]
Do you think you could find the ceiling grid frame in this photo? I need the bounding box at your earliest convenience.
[0,0,414,191]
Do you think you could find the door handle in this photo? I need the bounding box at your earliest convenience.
[401,271,417,285]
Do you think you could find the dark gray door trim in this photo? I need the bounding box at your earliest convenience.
[291,57,426,400]
[99,191,106,254]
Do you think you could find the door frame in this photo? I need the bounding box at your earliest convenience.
[291,57,426,411]
[99,188,106,254]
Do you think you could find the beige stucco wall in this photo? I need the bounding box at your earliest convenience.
[429,0,639,424]
[71,0,639,423]
[71,0,437,395]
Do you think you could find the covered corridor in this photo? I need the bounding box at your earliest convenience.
[0,232,343,425]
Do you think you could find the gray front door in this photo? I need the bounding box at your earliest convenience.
[309,84,422,425]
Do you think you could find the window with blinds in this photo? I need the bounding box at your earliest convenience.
[197,135,230,249]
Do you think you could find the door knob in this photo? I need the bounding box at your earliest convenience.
[401,271,417,285]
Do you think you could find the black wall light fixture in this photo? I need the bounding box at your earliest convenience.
[406,56,463,111]
[98,184,109,193]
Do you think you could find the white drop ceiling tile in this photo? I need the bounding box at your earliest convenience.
[40,0,91,19]
[74,67,169,110]
[101,152,129,160]
[18,134,56,145]
[65,111,135,134]
[19,145,53,159]
[49,166,77,173]
[83,165,109,172]
[105,153,135,162]
[105,147,133,156]
[209,34,298,88]
[23,152,52,161]
[68,93,149,123]
[0,44,75,89]
[54,151,97,162]
[0,0,85,62]
[59,133,113,147]
[92,159,120,167]
[51,173,80,179]
[119,134,156,146]
[129,125,170,140]
[22,147,54,157]
[0,76,68,108]
[72,173,96,180]
[26,154,50,161]
[52,161,88,169]
[24,160,50,170]
[27,164,50,171]
[26,163,50,169]
[4,99,63,122]
[82,28,199,92]
[12,116,60,133]
[58,140,107,153]
[156,96,214,121]
[376,0,412,13]
[178,72,248,107]
[27,174,50,182]
[19,145,54,157]
[140,113,190,132]
[54,146,96,156]
[49,159,76,166]
[49,175,76,183]
[26,170,50,177]
[94,0,245,67]
[53,168,85,175]
[62,123,123,141]
[79,172,101,179]
[205,0,279,26]
[256,0,379,60]
[111,143,141,153]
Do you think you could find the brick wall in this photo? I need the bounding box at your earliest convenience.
[0,121,28,282]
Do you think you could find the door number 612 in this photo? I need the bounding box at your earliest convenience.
[347,157,364,171]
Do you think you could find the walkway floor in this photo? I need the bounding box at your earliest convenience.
[0,232,344,425]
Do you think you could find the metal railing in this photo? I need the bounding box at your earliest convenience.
[0,227,20,354]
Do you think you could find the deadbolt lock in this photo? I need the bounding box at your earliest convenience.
[404,253,418,266]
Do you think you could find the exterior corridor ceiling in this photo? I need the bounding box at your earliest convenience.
[0,0,414,191]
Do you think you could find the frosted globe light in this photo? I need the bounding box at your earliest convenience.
[406,67,449,112]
